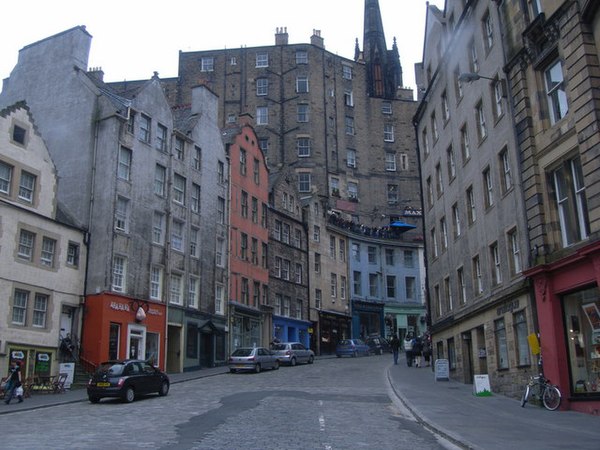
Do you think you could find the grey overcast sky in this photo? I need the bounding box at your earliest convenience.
[1,0,445,95]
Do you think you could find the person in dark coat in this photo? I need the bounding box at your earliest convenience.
[413,336,424,368]
[4,361,23,404]
[422,334,432,367]
[389,335,400,365]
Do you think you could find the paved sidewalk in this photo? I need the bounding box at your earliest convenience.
[386,360,600,450]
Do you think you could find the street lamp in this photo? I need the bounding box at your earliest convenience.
[458,72,496,83]
[459,72,507,97]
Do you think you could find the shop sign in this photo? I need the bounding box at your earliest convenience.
[11,350,25,361]
[496,299,519,316]
[110,301,130,312]
[148,308,162,316]
[402,207,422,217]
[435,359,449,381]
[473,374,492,397]
[35,352,51,375]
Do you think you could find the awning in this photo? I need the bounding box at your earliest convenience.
[390,221,417,232]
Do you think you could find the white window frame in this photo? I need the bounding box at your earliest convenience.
[170,273,183,305]
[154,164,166,197]
[115,196,129,232]
[0,161,12,194]
[256,106,268,125]
[118,147,132,181]
[173,174,186,205]
[150,266,163,300]
[201,57,214,72]
[256,52,269,68]
[153,212,165,245]
[18,229,35,261]
[40,236,56,267]
[545,60,568,124]
[33,294,48,328]
[19,170,36,203]
[112,256,127,292]
[297,137,311,157]
[384,124,395,142]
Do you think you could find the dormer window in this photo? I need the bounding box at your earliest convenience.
[12,125,26,145]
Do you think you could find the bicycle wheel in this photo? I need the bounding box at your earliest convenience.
[542,385,561,411]
[520,385,530,407]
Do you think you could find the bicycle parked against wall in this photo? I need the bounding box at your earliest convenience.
[520,374,561,411]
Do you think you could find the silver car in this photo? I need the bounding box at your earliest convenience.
[228,347,280,373]
[271,342,315,366]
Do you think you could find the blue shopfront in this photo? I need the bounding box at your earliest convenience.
[352,300,385,339]
[272,315,311,348]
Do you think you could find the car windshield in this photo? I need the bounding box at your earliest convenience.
[97,362,125,376]
[271,344,287,350]
[231,348,254,357]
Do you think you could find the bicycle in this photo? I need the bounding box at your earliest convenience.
[520,374,561,411]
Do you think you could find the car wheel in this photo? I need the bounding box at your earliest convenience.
[88,396,100,404]
[123,386,135,403]
[158,381,169,396]
[308,355,314,364]
[290,357,297,367]
[229,368,237,374]
[254,363,261,373]
[379,349,383,355]
[273,361,280,370]
[352,351,358,358]
[336,354,341,358]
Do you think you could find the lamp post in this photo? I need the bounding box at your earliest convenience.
[458,72,498,83]
[459,72,507,97]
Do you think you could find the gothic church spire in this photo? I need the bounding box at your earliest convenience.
[362,0,403,99]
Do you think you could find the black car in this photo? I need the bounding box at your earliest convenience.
[87,360,170,403]
[365,336,392,355]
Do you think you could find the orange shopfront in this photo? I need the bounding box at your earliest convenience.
[81,293,166,371]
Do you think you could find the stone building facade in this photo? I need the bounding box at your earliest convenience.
[499,0,600,413]
[172,0,425,343]
[268,168,311,348]
[416,1,535,397]
[0,27,229,373]
[223,115,270,351]
[0,102,87,379]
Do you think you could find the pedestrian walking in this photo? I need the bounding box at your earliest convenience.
[390,335,400,365]
[4,361,23,405]
[414,335,424,368]
[404,333,414,367]
[422,334,432,367]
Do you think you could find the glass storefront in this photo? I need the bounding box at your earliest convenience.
[563,286,600,395]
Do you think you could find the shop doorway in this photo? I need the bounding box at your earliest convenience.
[167,325,181,373]
[127,325,145,360]
[462,332,474,384]
[200,332,213,368]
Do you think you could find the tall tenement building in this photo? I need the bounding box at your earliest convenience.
[417,0,600,413]
[169,0,426,342]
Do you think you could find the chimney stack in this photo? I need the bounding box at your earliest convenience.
[311,30,324,48]
[275,27,288,45]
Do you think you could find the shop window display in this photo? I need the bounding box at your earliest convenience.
[563,286,600,395]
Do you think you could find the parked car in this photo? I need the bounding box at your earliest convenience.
[335,339,371,357]
[365,336,392,355]
[87,360,169,403]
[228,347,280,373]
[271,342,315,366]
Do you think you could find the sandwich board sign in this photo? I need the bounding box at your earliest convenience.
[435,359,449,381]
[473,374,492,397]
